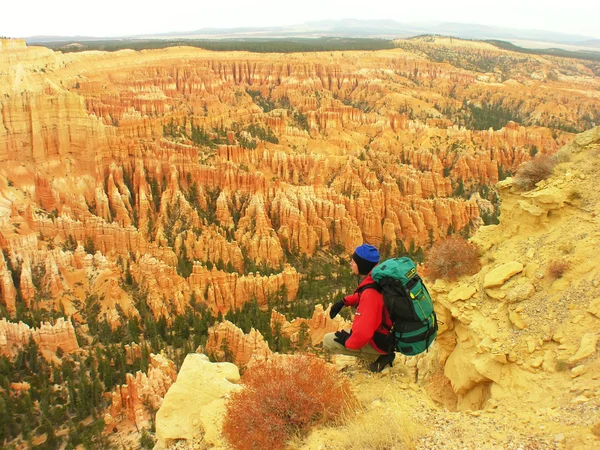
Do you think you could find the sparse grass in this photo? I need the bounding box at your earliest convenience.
[290,374,425,450]
[555,359,569,372]
[222,354,357,450]
[514,154,556,190]
[584,155,600,175]
[484,255,496,265]
[547,260,569,279]
[558,242,575,254]
[567,189,583,202]
[424,236,481,280]
[139,429,155,449]
[335,382,423,450]
[552,148,571,164]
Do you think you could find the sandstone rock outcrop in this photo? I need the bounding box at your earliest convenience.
[154,353,240,449]
[483,261,524,289]
[427,127,600,412]
[567,334,599,364]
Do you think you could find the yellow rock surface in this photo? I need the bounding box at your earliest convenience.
[448,284,477,303]
[155,353,240,449]
[483,262,524,288]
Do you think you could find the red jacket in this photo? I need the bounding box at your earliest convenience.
[343,274,392,353]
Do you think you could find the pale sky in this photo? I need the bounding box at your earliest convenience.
[2,0,599,39]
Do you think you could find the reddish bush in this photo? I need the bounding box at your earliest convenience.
[514,154,556,190]
[547,260,569,279]
[222,354,357,450]
[424,236,481,280]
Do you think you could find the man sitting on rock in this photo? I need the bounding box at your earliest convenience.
[324,244,395,372]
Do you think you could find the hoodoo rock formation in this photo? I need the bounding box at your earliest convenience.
[204,320,272,367]
[106,353,177,430]
[270,304,350,346]
[1,35,599,447]
[0,317,79,356]
[3,37,591,322]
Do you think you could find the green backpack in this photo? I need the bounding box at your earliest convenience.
[361,257,438,356]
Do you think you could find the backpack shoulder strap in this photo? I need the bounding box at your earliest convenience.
[356,282,381,294]
[356,282,391,332]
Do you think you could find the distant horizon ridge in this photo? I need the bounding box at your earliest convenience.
[22,19,599,45]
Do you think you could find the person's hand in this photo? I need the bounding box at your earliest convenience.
[329,300,345,319]
[333,330,351,347]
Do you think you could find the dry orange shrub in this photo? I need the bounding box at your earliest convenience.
[547,260,569,279]
[424,236,481,280]
[222,354,357,450]
[514,154,556,190]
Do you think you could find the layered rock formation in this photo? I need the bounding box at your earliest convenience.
[0,251,17,313]
[3,38,594,326]
[270,304,350,346]
[202,305,350,367]
[426,127,600,417]
[106,353,177,430]
[0,41,591,264]
[0,317,79,356]
[204,320,272,367]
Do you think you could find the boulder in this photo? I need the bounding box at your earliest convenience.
[155,353,241,449]
[485,288,506,300]
[505,282,535,303]
[521,187,565,210]
[484,262,524,289]
[567,333,599,364]
[587,298,600,318]
[509,309,527,330]
[448,285,477,303]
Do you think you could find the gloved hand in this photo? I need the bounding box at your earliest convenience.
[333,330,351,347]
[329,299,345,319]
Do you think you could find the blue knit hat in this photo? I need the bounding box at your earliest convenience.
[352,244,380,275]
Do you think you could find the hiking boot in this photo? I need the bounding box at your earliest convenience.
[368,353,395,373]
